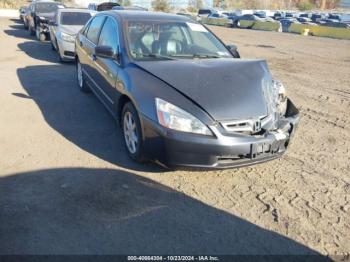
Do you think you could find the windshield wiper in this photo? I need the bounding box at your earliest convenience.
[170,53,221,59]
[141,53,176,60]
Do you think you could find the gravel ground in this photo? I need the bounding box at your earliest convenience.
[0,18,349,256]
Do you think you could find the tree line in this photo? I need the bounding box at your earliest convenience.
[151,0,341,11]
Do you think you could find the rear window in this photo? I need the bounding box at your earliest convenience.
[199,9,211,15]
[36,3,63,13]
[61,12,91,26]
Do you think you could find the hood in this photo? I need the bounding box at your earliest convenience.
[135,59,271,121]
[60,25,84,36]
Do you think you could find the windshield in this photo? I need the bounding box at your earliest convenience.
[61,12,92,26]
[36,3,62,13]
[126,21,232,60]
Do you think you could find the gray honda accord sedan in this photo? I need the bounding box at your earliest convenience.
[75,10,300,169]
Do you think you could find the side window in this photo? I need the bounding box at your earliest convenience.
[168,26,185,43]
[86,16,105,44]
[82,20,92,36]
[98,17,119,53]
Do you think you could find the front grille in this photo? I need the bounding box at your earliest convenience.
[64,51,75,57]
[220,115,270,135]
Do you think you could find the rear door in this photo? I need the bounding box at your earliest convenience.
[93,16,121,112]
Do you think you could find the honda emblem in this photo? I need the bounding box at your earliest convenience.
[253,121,261,132]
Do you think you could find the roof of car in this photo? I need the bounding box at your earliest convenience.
[104,10,192,22]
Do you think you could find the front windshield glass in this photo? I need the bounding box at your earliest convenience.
[36,3,61,13]
[61,12,92,26]
[125,21,232,60]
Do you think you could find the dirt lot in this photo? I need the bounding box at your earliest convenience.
[0,17,349,256]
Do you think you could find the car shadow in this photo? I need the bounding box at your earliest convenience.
[4,23,34,41]
[17,64,163,172]
[10,18,22,24]
[0,167,328,256]
[17,41,60,63]
[4,22,60,63]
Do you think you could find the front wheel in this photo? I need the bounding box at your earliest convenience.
[36,27,46,41]
[122,102,145,162]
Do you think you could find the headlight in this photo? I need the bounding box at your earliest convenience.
[273,80,287,116]
[61,32,75,43]
[155,98,212,136]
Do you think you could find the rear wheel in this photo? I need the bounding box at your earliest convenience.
[122,102,145,162]
[76,60,90,92]
[23,20,28,30]
[29,25,35,36]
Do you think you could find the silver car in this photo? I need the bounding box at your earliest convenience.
[49,9,95,61]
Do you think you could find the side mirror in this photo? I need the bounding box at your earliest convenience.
[226,44,240,58]
[95,45,119,60]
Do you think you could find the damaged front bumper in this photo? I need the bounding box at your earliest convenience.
[142,99,300,169]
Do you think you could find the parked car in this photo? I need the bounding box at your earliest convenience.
[279,18,298,32]
[232,14,261,28]
[197,8,215,18]
[112,6,148,11]
[296,17,317,25]
[253,11,266,18]
[208,13,227,19]
[49,9,95,61]
[21,6,31,29]
[19,6,28,22]
[320,21,350,28]
[285,12,294,18]
[311,13,325,23]
[75,11,299,169]
[273,11,282,20]
[327,13,341,21]
[299,13,311,18]
[340,13,350,23]
[88,2,120,11]
[26,1,65,41]
[318,18,341,25]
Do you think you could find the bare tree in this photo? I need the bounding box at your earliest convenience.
[188,0,203,12]
[152,0,171,12]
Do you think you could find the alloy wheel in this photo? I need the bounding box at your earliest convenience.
[123,111,138,154]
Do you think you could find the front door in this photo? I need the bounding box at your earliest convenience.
[93,16,121,114]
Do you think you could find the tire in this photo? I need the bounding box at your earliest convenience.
[56,41,64,62]
[36,27,46,41]
[24,20,28,30]
[121,102,145,163]
[29,26,35,36]
[76,59,90,92]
